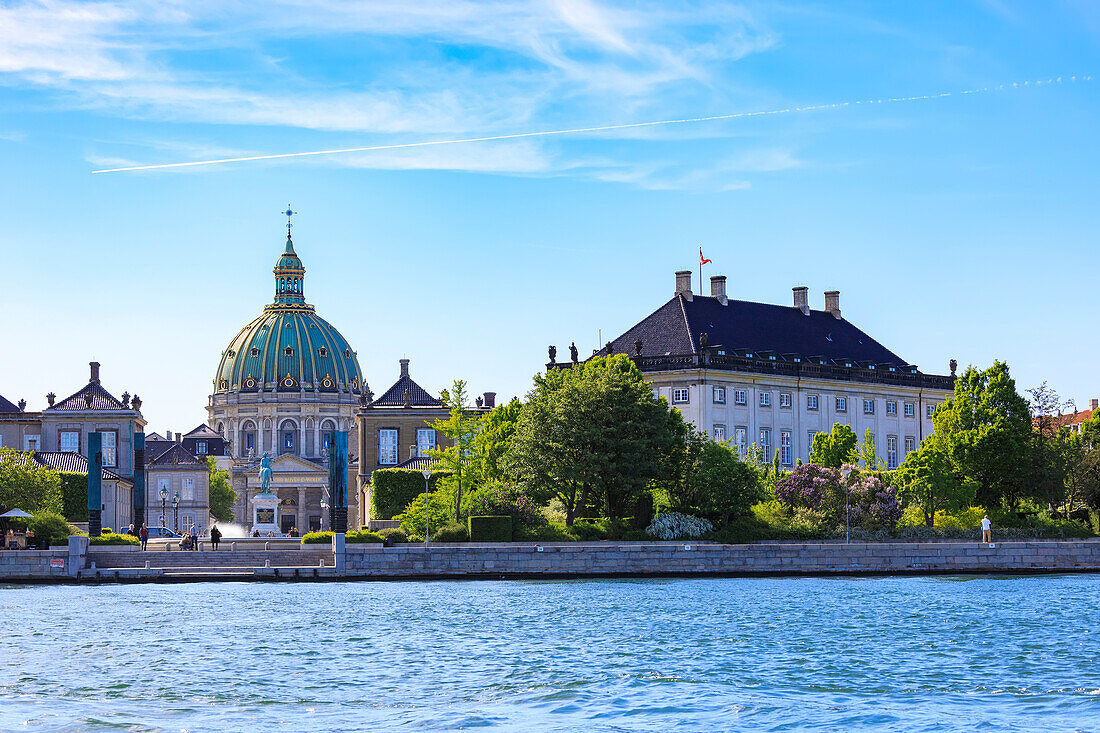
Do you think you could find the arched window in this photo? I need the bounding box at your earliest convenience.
[280,420,297,455]
[240,420,256,458]
[321,419,336,453]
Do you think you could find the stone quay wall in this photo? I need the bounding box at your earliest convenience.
[342,540,1100,579]
[4,539,1100,582]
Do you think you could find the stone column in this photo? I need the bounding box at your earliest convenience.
[314,422,321,459]
[270,419,277,455]
[299,422,306,457]
[297,488,306,533]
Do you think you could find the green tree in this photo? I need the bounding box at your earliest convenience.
[856,429,885,471]
[683,440,762,526]
[508,355,681,535]
[207,456,238,523]
[0,448,62,516]
[1027,382,1077,511]
[1080,408,1100,451]
[895,443,974,526]
[469,398,522,485]
[429,380,483,522]
[809,424,858,467]
[933,361,1032,508]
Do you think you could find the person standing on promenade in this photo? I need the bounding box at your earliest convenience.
[190,523,199,551]
[981,515,992,543]
[139,524,148,551]
[210,524,222,551]
[127,523,135,536]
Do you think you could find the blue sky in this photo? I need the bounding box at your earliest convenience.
[1,0,1098,432]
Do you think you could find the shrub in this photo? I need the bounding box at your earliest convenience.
[89,532,139,546]
[515,522,577,542]
[463,483,544,527]
[397,491,454,542]
[371,468,450,520]
[646,511,714,540]
[431,522,469,542]
[301,531,335,544]
[376,527,407,543]
[633,492,655,530]
[101,527,113,534]
[346,529,384,544]
[28,511,78,548]
[569,520,607,541]
[58,473,88,522]
[468,515,512,542]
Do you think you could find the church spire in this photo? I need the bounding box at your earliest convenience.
[273,205,306,306]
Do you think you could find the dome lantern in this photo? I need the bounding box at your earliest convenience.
[273,206,306,307]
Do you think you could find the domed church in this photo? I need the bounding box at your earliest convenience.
[206,214,366,532]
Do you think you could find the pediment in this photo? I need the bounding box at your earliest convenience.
[244,453,326,475]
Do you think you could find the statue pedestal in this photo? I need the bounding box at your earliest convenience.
[251,492,281,537]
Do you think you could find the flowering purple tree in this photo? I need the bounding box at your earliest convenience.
[465,482,545,527]
[775,464,843,513]
[776,463,901,532]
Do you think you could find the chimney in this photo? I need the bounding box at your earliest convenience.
[166,430,172,441]
[483,392,496,409]
[824,290,842,319]
[1091,399,1098,411]
[710,276,728,306]
[674,271,693,301]
[176,432,182,444]
[399,358,410,378]
[89,361,101,384]
[793,286,810,315]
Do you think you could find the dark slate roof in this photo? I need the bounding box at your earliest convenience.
[603,294,909,367]
[395,456,439,472]
[0,394,21,413]
[373,374,442,408]
[184,424,221,438]
[50,382,128,411]
[28,452,128,482]
[145,432,166,442]
[148,443,205,467]
[145,439,175,462]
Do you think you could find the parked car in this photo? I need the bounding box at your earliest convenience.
[145,526,181,539]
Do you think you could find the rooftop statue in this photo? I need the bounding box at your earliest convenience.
[569,342,578,363]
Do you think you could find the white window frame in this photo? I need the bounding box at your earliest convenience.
[652,388,660,400]
[836,397,847,413]
[416,428,436,457]
[181,513,195,535]
[927,404,936,419]
[904,436,916,454]
[886,401,897,416]
[734,389,747,405]
[808,431,818,453]
[101,430,118,467]
[760,392,771,408]
[780,430,792,466]
[672,388,690,404]
[23,435,40,452]
[807,394,819,410]
[196,440,208,455]
[182,477,195,501]
[712,424,726,442]
[904,402,915,418]
[759,428,772,461]
[887,436,898,470]
[712,386,726,404]
[60,430,80,453]
[863,399,875,415]
[779,392,792,409]
[379,429,398,465]
[734,427,747,458]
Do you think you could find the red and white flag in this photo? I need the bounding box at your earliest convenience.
[699,247,712,266]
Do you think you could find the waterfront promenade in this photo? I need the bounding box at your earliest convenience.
[3,536,1100,583]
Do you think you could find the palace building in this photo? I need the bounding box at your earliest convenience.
[206,217,366,533]
[567,271,955,469]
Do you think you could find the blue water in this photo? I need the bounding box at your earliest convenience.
[2,576,1099,731]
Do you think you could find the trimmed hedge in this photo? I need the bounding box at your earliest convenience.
[376,527,407,543]
[59,472,88,522]
[468,515,512,542]
[89,532,139,546]
[346,529,384,544]
[301,531,334,544]
[370,468,451,520]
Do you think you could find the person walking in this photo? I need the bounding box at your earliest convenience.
[210,523,222,551]
[190,523,199,551]
[139,523,149,551]
[981,515,992,543]
[127,523,135,536]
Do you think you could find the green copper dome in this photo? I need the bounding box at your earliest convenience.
[213,234,364,395]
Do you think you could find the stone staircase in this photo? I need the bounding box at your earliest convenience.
[86,548,335,580]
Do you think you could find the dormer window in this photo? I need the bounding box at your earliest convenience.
[284,346,294,357]
[344,348,352,358]
[318,347,328,358]
[250,347,259,357]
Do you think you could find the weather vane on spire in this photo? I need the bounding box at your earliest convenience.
[283,205,296,239]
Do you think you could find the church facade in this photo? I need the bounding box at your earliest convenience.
[206,219,365,532]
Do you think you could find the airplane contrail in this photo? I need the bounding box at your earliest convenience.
[91,75,1092,174]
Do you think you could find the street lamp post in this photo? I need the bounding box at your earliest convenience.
[420,468,433,548]
[159,487,168,528]
[840,468,853,544]
[320,498,328,532]
[173,491,181,533]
